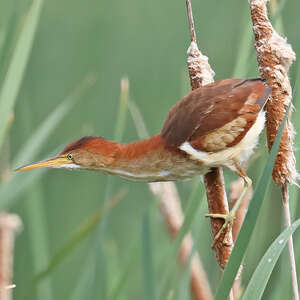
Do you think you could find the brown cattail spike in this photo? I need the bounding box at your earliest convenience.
[250,0,297,185]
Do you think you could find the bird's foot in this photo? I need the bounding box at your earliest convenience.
[205,212,235,247]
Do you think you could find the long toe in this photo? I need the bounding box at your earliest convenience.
[206,212,235,246]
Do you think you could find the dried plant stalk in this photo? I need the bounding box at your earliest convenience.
[282,183,299,300]
[250,1,299,299]
[185,0,233,269]
[0,213,22,300]
[229,178,253,297]
[149,183,213,300]
[229,178,252,243]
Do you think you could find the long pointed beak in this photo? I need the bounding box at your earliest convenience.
[15,157,70,172]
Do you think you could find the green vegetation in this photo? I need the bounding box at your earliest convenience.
[0,0,299,299]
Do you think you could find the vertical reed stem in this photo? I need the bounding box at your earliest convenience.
[0,213,22,300]
[282,184,299,300]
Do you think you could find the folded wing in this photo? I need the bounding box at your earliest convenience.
[161,78,271,152]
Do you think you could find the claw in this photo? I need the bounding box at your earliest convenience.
[205,173,252,248]
[206,212,235,247]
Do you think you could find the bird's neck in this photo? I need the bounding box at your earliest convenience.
[102,134,203,181]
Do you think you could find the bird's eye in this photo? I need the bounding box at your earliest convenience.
[67,154,73,160]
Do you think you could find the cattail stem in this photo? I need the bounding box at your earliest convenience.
[282,184,299,300]
[185,0,233,271]
[203,169,233,268]
[0,213,22,300]
[229,290,235,300]
[185,0,197,43]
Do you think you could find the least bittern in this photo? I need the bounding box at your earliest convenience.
[17,78,271,244]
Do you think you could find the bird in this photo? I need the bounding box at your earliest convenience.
[16,78,271,244]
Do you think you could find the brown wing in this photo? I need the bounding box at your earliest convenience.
[161,78,271,151]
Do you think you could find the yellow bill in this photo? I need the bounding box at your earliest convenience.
[15,156,70,172]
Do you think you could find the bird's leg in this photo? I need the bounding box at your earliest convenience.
[206,165,252,247]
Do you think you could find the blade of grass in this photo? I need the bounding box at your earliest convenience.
[33,189,125,283]
[108,240,139,300]
[171,181,204,252]
[68,254,95,300]
[0,169,45,209]
[26,182,53,300]
[232,8,253,78]
[243,219,300,300]
[24,189,125,300]
[0,0,20,79]
[90,76,130,299]
[277,244,294,299]
[128,100,150,139]
[13,75,95,168]
[141,212,156,300]
[270,0,288,33]
[34,211,103,282]
[0,0,44,148]
[215,103,292,300]
[94,76,130,236]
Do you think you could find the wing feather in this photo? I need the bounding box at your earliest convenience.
[161,78,271,149]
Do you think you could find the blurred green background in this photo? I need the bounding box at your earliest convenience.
[0,0,300,299]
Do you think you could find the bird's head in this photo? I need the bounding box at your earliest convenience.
[16,136,120,172]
